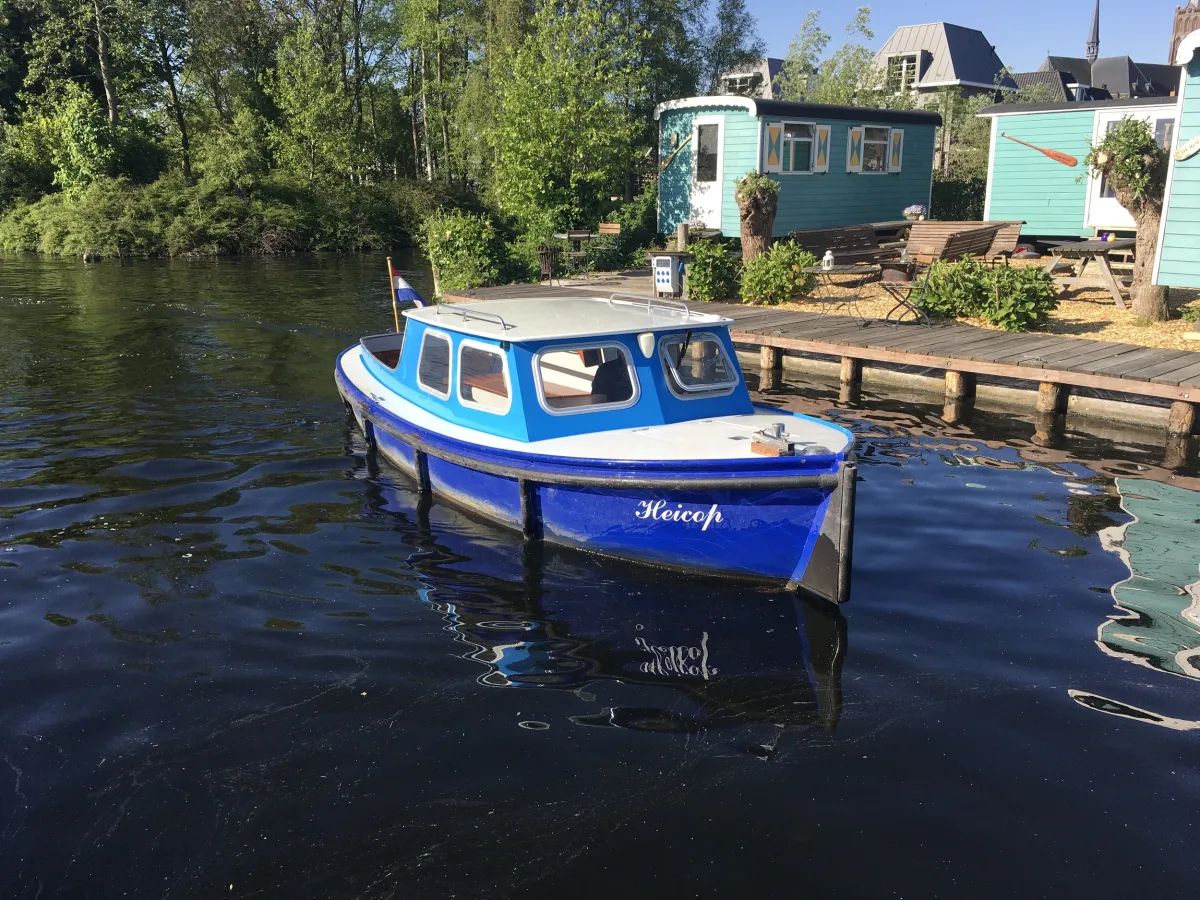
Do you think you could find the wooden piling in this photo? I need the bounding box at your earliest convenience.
[1036,382,1070,415]
[676,223,689,250]
[944,371,976,401]
[1168,401,1197,437]
[760,345,780,372]
[840,356,861,387]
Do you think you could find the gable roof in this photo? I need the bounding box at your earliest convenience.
[1028,55,1177,99]
[875,22,1017,90]
[978,95,1177,116]
[1011,71,1071,101]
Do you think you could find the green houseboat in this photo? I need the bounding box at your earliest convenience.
[655,97,941,238]
[1154,30,1200,290]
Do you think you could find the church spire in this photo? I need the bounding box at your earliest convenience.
[1086,0,1100,63]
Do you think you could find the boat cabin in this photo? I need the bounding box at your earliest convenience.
[358,296,753,443]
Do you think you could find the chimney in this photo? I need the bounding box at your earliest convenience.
[1086,0,1100,63]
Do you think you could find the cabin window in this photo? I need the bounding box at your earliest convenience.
[695,124,719,183]
[417,330,452,399]
[862,127,891,173]
[534,344,639,414]
[458,341,511,415]
[1155,118,1175,151]
[781,122,814,173]
[659,333,739,398]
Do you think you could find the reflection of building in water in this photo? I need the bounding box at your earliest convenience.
[1095,479,1200,678]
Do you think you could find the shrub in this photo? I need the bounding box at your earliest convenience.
[686,240,741,302]
[920,258,1058,331]
[984,265,1058,332]
[739,242,817,305]
[930,174,985,221]
[0,203,39,251]
[921,257,992,318]
[421,210,508,294]
[1180,305,1200,323]
[608,185,659,267]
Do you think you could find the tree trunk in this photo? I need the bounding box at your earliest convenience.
[94,0,119,125]
[156,30,191,180]
[419,49,434,182]
[736,187,778,261]
[1117,187,1169,321]
[409,55,421,179]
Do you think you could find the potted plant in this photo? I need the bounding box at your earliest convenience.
[903,204,927,222]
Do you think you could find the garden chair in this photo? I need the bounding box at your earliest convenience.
[564,229,592,276]
[536,246,561,285]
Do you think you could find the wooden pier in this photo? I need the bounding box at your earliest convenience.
[440,284,1200,442]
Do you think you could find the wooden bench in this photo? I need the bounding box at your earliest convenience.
[786,224,899,265]
[905,220,1022,262]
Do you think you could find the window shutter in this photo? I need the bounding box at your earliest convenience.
[889,129,905,172]
[764,123,783,173]
[846,127,864,173]
[813,125,831,173]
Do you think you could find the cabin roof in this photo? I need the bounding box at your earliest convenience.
[404,296,733,342]
[653,95,942,126]
[978,95,1176,116]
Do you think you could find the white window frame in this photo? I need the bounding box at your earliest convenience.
[778,121,816,175]
[457,338,512,416]
[658,332,740,399]
[531,342,641,417]
[888,54,919,93]
[416,328,453,400]
[861,125,893,175]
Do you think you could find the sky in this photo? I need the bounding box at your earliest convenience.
[745,0,1185,72]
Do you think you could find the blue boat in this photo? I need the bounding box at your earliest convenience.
[334,293,857,602]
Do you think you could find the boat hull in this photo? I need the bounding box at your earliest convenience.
[337,360,855,601]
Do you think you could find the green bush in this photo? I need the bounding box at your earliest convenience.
[421,209,508,294]
[608,185,658,267]
[739,242,817,305]
[921,258,1058,331]
[922,256,992,318]
[1180,305,1200,323]
[686,240,741,302]
[930,175,985,221]
[985,265,1058,331]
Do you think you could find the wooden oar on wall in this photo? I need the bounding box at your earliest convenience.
[1000,132,1079,167]
[658,133,692,174]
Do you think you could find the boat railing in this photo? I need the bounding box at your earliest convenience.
[606,292,691,318]
[435,306,512,331]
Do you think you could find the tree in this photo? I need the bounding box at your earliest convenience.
[1085,118,1171,321]
[778,8,910,110]
[776,11,827,101]
[699,0,764,95]
[734,171,778,261]
[487,0,647,230]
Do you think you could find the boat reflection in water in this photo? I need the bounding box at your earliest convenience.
[362,443,849,738]
[1071,477,1200,729]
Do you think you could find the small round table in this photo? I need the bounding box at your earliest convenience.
[802,265,882,324]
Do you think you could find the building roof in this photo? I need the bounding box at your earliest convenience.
[654,95,942,126]
[404,296,733,343]
[978,95,1177,116]
[1027,55,1178,99]
[875,22,1017,90]
[1010,70,1072,101]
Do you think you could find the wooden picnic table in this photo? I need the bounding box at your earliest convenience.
[1042,238,1135,309]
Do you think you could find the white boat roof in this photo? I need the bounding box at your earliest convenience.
[403,295,733,342]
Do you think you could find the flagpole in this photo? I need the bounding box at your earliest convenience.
[387,256,400,332]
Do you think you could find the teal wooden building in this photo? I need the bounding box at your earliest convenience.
[979,96,1178,238]
[1154,31,1200,290]
[654,97,941,238]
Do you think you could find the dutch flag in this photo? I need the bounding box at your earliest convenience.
[388,257,426,308]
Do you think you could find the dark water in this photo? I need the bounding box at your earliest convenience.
[2,254,1200,899]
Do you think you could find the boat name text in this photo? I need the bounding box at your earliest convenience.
[635,500,723,530]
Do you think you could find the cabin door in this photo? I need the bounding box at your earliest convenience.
[1086,109,1176,231]
[689,117,723,231]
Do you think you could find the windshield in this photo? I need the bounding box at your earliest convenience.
[660,333,738,396]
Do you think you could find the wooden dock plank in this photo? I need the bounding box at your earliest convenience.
[1080,347,1180,376]
[1150,359,1200,386]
